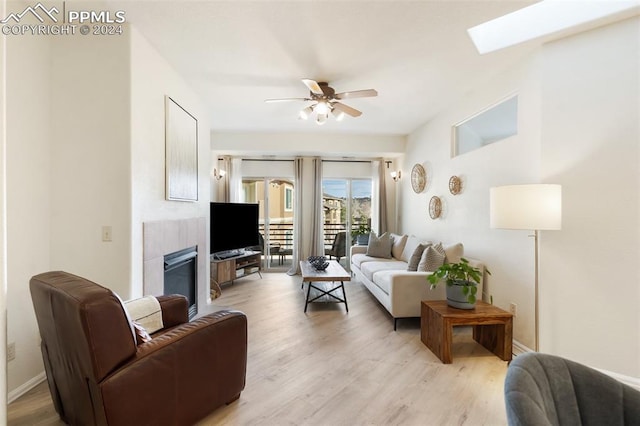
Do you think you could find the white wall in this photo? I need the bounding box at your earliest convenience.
[49,34,132,298]
[539,17,639,377]
[6,29,51,394]
[402,53,542,348]
[211,132,405,158]
[4,24,212,398]
[130,27,210,298]
[402,17,639,378]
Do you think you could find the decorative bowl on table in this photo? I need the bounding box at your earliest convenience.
[307,256,326,263]
[312,260,330,271]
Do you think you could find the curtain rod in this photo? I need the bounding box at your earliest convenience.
[219,158,375,163]
[322,159,372,163]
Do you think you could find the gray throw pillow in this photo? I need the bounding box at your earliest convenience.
[407,244,427,271]
[366,232,392,258]
[417,243,446,272]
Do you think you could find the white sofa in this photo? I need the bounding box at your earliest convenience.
[350,234,484,330]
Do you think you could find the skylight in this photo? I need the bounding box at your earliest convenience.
[468,0,640,54]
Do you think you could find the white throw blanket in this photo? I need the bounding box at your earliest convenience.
[124,295,164,334]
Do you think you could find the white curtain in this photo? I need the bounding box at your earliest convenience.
[218,156,231,202]
[371,159,388,235]
[287,158,304,275]
[310,158,324,256]
[229,157,243,202]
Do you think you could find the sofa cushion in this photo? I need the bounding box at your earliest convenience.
[418,243,446,272]
[390,233,408,259]
[407,243,427,271]
[444,242,464,264]
[361,260,408,281]
[366,232,392,258]
[352,253,389,268]
[371,270,393,295]
[400,235,423,263]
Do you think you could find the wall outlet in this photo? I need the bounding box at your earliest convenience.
[7,342,15,362]
[509,302,517,317]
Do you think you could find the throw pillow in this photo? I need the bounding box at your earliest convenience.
[366,232,392,258]
[115,293,137,347]
[418,243,446,272]
[133,321,152,344]
[400,235,422,263]
[407,244,427,271]
[124,295,164,334]
[390,233,408,259]
[444,242,464,264]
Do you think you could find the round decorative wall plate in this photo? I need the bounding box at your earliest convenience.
[429,196,442,219]
[449,176,462,195]
[411,164,426,193]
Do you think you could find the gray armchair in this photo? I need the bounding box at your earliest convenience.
[325,231,346,262]
[504,352,640,426]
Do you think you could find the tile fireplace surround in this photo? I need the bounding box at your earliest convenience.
[143,217,208,309]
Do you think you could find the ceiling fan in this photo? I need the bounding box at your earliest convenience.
[265,79,378,125]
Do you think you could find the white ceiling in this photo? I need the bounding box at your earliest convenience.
[111,0,543,136]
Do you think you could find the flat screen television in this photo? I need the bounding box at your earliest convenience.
[210,202,260,256]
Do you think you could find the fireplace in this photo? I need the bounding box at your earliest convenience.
[143,218,207,318]
[164,246,198,319]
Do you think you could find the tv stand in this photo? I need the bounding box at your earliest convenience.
[210,251,262,290]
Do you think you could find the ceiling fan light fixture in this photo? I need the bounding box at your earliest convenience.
[299,105,314,120]
[315,100,330,115]
[266,79,376,124]
[316,113,328,125]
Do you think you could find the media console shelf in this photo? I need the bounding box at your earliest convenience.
[210,251,262,289]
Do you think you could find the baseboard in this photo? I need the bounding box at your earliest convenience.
[511,341,640,391]
[8,371,46,404]
[512,339,533,356]
[595,368,640,391]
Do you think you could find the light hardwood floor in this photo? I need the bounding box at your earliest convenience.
[9,273,509,425]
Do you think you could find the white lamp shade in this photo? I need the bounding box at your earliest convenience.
[490,184,562,230]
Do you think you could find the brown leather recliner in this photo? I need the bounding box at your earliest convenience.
[30,271,247,426]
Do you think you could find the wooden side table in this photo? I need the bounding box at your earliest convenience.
[420,300,513,364]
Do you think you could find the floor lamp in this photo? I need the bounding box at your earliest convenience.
[489,184,562,351]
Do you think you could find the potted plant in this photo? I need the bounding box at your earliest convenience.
[351,220,371,245]
[427,258,490,309]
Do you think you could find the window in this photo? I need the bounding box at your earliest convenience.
[452,95,518,157]
[284,185,293,212]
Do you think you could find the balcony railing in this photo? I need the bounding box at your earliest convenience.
[258,221,367,251]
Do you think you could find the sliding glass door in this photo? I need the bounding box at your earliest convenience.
[242,178,295,270]
[322,178,372,268]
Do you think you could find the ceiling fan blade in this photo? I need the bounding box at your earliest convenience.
[302,79,324,95]
[265,97,311,103]
[332,102,362,117]
[334,89,378,100]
